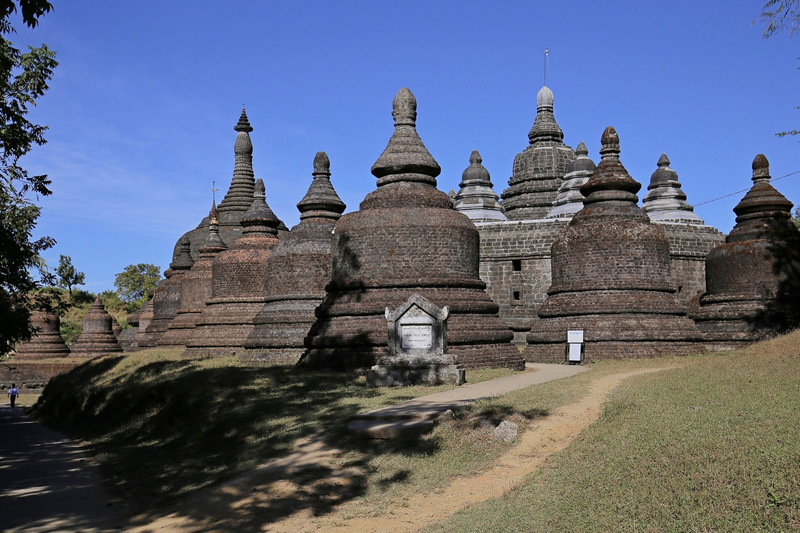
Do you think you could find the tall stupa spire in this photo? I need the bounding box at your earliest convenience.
[218,105,256,213]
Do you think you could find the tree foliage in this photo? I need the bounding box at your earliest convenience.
[0,0,56,354]
[55,254,84,296]
[759,0,800,139]
[114,263,161,311]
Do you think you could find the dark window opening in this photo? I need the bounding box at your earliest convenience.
[513,291,521,301]
[512,259,522,272]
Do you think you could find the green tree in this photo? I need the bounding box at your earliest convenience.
[0,0,57,355]
[114,263,161,311]
[55,254,84,296]
[759,0,800,138]
[792,206,800,230]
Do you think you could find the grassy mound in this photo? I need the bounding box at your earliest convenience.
[30,349,515,506]
[428,330,800,532]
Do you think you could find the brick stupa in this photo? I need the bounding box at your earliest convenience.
[452,150,507,222]
[13,309,70,359]
[527,127,704,361]
[243,152,345,363]
[302,88,523,371]
[692,154,800,349]
[137,236,194,348]
[184,179,281,357]
[159,205,227,349]
[501,86,575,220]
[172,107,286,261]
[70,297,122,357]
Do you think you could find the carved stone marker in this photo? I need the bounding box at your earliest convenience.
[367,294,463,386]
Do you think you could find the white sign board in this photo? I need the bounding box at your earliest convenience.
[567,330,584,344]
[568,343,582,362]
[401,324,433,350]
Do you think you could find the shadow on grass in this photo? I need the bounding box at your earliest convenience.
[27,354,465,529]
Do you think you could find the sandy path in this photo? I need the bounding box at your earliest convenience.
[132,366,670,532]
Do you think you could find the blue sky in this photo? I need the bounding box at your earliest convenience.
[13,1,800,292]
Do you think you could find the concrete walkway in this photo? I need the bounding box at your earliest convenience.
[0,403,128,532]
[348,363,589,438]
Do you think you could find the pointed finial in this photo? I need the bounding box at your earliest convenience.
[537,86,554,108]
[752,154,770,183]
[600,126,620,159]
[209,200,219,225]
[313,151,330,174]
[657,153,670,168]
[575,141,588,157]
[235,104,253,133]
[392,87,417,127]
[469,149,482,165]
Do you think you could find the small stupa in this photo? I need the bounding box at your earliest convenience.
[691,154,800,349]
[528,127,704,361]
[136,236,194,348]
[302,88,523,373]
[243,152,346,363]
[642,154,704,223]
[501,86,575,220]
[546,141,595,219]
[13,309,70,359]
[158,204,227,349]
[452,150,507,222]
[70,297,122,357]
[184,179,281,357]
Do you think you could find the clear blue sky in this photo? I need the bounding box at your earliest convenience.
[13,1,800,292]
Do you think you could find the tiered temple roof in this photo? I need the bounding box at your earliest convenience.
[13,309,70,359]
[642,153,704,224]
[453,150,507,222]
[501,86,575,220]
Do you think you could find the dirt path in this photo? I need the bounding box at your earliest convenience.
[132,366,671,532]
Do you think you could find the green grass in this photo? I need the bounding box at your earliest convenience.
[425,331,800,532]
[30,348,518,506]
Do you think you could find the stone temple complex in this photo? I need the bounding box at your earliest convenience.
[17,84,797,376]
[527,127,705,361]
[301,88,523,371]
[691,154,800,349]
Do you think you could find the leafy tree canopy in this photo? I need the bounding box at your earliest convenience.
[55,254,84,296]
[0,0,56,354]
[759,0,800,139]
[114,263,161,312]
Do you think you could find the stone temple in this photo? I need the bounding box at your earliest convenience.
[91,82,796,371]
[13,308,70,359]
[243,151,345,363]
[70,297,122,357]
[692,154,800,349]
[301,88,523,371]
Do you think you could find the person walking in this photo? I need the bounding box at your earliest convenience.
[7,384,19,407]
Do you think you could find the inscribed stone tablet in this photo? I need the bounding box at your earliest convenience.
[401,324,433,350]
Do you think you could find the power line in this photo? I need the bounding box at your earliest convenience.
[694,169,800,207]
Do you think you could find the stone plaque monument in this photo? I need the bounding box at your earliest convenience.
[367,294,463,386]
